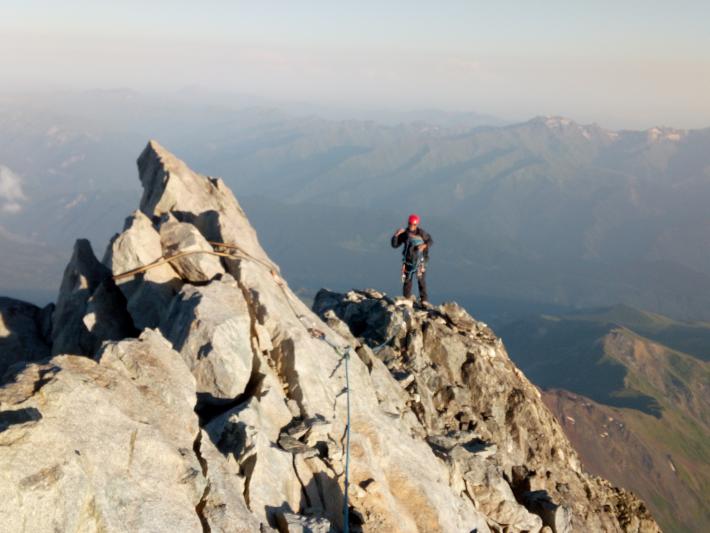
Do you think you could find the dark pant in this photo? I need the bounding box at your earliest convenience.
[403,267,428,302]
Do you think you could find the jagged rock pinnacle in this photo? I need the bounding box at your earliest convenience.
[137,140,274,269]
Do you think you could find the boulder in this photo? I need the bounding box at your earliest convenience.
[158,214,224,282]
[458,452,543,532]
[160,276,254,405]
[0,330,205,533]
[104,210,182,330]
[205,365,302,528]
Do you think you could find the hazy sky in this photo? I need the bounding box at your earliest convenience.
[2,1,710,128]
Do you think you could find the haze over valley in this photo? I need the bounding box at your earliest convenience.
[2,90,709,325]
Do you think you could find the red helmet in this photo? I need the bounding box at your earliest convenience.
[408,213,420,225]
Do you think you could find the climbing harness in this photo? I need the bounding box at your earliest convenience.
[113,239,354,532]
[401,234,425,283]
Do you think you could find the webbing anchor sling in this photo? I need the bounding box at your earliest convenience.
[112,241,354,532]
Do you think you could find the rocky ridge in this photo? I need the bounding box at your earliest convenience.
[0,141,659,532]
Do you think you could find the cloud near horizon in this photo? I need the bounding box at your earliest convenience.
[0,165,27,214]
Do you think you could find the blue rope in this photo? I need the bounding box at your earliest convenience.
[343,346,351,533]
[311,331,352,532]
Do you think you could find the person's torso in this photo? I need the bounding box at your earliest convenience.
[402,229,427,263]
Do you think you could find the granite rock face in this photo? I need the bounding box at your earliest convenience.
[0,331,207,533]
[313,290,659,533]
[159,276,254,404]
[0,141,660,532]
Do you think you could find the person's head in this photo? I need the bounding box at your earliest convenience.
[407,213,420,230]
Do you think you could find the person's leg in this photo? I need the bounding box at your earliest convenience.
[403,274,413,298]
[418,269,428,303]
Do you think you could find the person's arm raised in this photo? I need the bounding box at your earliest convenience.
[391,228,405,247]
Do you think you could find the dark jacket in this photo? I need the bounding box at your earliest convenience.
[391,227,433,264]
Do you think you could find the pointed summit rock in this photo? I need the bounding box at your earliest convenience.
[137,140,274,269]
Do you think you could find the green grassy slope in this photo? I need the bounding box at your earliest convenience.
[500,307,710,532]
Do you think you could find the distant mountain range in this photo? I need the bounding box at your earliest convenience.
[500,305,710,532]
[2,94,708,530]
[1,91,710,323]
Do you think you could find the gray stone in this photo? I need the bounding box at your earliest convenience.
[0,330,205,533]
[205,366,302,528]
[314,289,661,533]
[197,429,263,533]
[278,433,319,458]
[138,140,275,270]
[159,214,224,282]
[104,210,182,330]
[83,279,135,343]
[523,492,572,533]
[459,453,543,533]
[438,301,479,331]
[160,277,253,404]
[276,512,333,533]
[51,239,111,355]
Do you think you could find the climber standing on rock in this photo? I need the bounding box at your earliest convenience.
[391,214,432,305]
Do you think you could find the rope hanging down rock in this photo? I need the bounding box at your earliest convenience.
[308,329,353,533]
[112,240,354,532]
